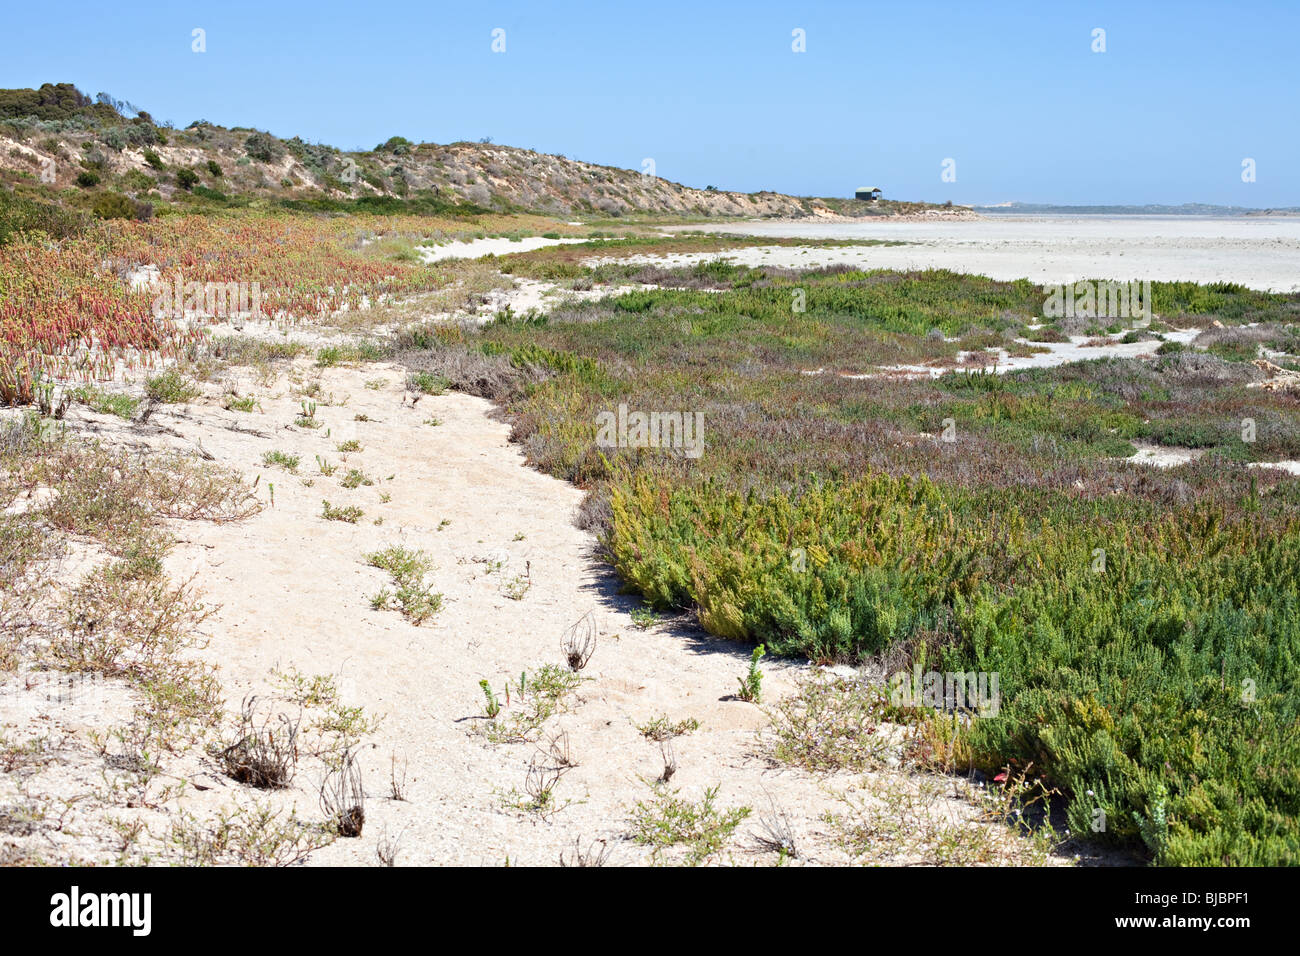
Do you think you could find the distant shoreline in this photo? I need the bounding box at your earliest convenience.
[975,203,1300,218]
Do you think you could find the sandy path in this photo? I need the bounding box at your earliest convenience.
[64,364,833,864]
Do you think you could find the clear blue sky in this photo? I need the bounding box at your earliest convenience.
[5,0,1297,206]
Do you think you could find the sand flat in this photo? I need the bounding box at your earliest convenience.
[666,216,1300,292]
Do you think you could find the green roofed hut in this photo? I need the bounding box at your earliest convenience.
[855,186,882,201]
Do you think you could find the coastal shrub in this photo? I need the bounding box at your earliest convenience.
[244,130,283,163]
[0,188,86,243]
[91,190,136,220]
[605,468,1300,864]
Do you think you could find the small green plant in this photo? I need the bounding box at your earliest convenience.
[145,371,200,404]
[479,680,501,718]
[629,785,751,866]
[71,386,139,419]
[409,372,449,395]
[261,450,300,472]
[502,568,531,601]
[365,378,388,390]
[630,606,660,630]
[295,401,320,429]
[336,439,363,453]
[503,753,574,818]
[315,455,337,476]
[341,468,373,489]
[224,393,257,412]
[365,545,442,623]
[737,644,765,703]
[636,715,700,742]
[321,500,363,523]
[483,665,584,744]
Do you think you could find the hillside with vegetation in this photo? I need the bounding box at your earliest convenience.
[0,82,961,228]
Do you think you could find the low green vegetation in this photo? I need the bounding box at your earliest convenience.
[394,263,1300,865]
[629,785,751,865]
[408,371,449,395]
[261,450,300,472]
[144,370,200,404]
[71,385,139,419]
[364,544,442,624]
[636,715,700,741]
[340,468,373,489]
[316,342,384,367]
[321,500,363,523]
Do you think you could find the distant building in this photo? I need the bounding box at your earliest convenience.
[856,187,882,201]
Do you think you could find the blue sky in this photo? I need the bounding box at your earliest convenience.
[5,0,1297,206]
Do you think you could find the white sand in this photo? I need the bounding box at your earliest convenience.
[661,216,1300,292]
[1123,443,1206,468]
[419,236,593,262]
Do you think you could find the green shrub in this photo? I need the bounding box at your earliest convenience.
[144,370,200,403]
[91,191,136,220]
[606,470,1300,864]
[321,500,363,523]
[0,187,86,243]
[121,169,155,192]
[376,136,413,154]
[244,130,283,163]
[191,184,228,202]
[315,342,383,367]
[409,371,449,395]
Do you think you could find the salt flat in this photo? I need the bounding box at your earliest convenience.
[667,216,1300,292]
